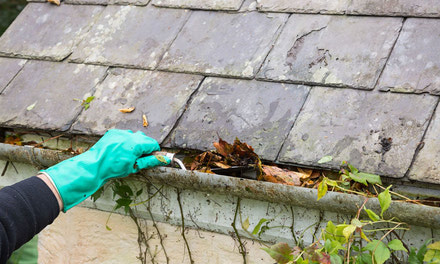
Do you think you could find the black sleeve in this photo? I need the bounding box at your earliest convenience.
[0,176,60,264]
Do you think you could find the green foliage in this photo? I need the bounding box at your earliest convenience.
[377,186,391,218]
[74,96,95,110]
[262,179,437,264]
[0,0,26,36]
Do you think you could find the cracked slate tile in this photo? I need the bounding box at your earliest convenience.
[0,3,104,61]
[65,0,149,4]
[72,68,203,143]
[377,19,440,95]
[0,58,26,94]
[152,0,244,11]
[0,61,107,131]
[409,105,440,184]
[168,77,310,160]
[279,87,438,178]
[257,15,402,89]
[256,0,349,14]
[158,11,288,78]
[347,0,440,17]
[69,5,189,69]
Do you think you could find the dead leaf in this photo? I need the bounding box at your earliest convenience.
[119,107,135,113]
[142,114,148,127]
[5,135,22,146]
[213,138,233,157]
[213,162,231,169]
[48,0,60,5]
[262,165,301,186]
[297,167,313,179]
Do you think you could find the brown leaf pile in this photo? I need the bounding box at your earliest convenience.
[188,137,322,187]
[189,137,263,175]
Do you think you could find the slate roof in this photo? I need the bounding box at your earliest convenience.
[0,0,440,185]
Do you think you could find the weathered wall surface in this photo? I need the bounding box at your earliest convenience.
[0,159,439,263]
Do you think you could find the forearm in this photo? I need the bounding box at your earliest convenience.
[0,177,60,263]
[37,173,64,211]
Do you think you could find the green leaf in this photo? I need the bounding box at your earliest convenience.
[106,225,112,231]
[428,241,440,251]
[347,163,359,173]
[356,253,373,264]
[330,253,343,264]
[416,242,429,262]
[252,218,268,235]
[351,218,363,228]
[356,172,382,185]
[262,243,293,264]
[91,186,105,202]
[408,248,421,264]
[326,179,339,187]
[364,208,380,221]
[360,230,370,242]
[424,248,440,263]
[317,179,328,201]
[388,239,407,252]
[364,240,391,264]
[242,217,250,231]
[318,156,333,164]
[113,184,133,198]
[348,172,368,186]
[425,241,440,263]
[343,225,356,241]
[378,186,392,217]
[116,198,132,207]
[84,103,90,110]
[85,96,95,103]
[155,155,168,164]
[26,101,37,111]
[136,189,143,197]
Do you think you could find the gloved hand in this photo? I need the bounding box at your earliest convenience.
[40,129,170,212]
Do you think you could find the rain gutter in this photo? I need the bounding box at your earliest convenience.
[0,142,439,229]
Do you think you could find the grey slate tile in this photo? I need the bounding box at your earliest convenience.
[0,58,26,94]
[347,0,440,17]
[158,11,288,78]
[70,6,189,69]
[256,0,349,14]
[378,19,440,95]
[168,77,310,160]
[65,0,149,5]
[152,0,244,11]
[257,15,402,89]
[409,105,440,184]
[0,3,104,61]
[279,87,437,178]
[0,61,107,131]
[73,68,203,143]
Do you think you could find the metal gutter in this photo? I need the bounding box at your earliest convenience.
[1,142,439,229]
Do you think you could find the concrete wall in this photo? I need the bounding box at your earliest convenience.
[1,160,439,263]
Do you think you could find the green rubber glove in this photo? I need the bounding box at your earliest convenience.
[41,129,170,212]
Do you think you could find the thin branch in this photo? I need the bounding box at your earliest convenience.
[232,198,247,264]
[176,188,194,264]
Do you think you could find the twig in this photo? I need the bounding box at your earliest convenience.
[232,198,247,264]
[128,207,153,264]
[34,134,63,148]
[290,206,300,247]
[375,184,422,205]
[146,204,169,264]
[176,188,194,264]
